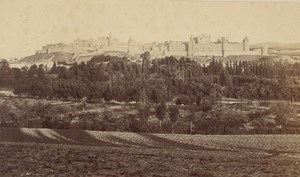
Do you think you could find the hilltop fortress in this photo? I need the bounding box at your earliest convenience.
[36,34,266,61]
[145,34,265,57]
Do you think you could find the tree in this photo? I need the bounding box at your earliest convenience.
[37,64,45,79]
[187,105,199,134]
[169,105,180,134]
[0,60,10,78]
[28,64,38,78]
[197,96,216,112]
[202,106,248,134]
[0,104,11,127]
[136,103,151,132]
[29,103,52,128]
[137,103,150,124]
[270,103,296,128]
[175,95,193,105]
[101,109,115,131]
[141,51,151,74]
[51,105,70,120]
[50,62,58,73]
[155,101,167,128]
[57,66,68,79]
[0,59,10,70]
[151,59,160,74]
[219,69,231,87]
[221,108,248,134]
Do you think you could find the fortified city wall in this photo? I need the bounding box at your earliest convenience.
[36,34,266,59]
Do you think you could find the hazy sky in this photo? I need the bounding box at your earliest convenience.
[0,0,300,58]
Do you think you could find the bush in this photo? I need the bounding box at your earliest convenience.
[270,103,296,127]
[28,118,43,128]
[51,119,71,129]
[175,95,193,105]
[127,115,149,133]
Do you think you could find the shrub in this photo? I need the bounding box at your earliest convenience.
[175,95,193,105]
[270,103,296,127]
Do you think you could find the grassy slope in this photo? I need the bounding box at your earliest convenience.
[19,51,128,65]
[1,128,300,153]
[20,52,73,63]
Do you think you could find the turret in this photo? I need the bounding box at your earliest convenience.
[190,34,193,42]
[243,36,249,51]
[261,46,268,56]
[108,33,112,47]
[221,36,226,57]
[128,37,132,45]
[188,34,194,57]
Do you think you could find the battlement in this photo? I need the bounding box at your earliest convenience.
[37,34,113,54]
[36,34,263,58]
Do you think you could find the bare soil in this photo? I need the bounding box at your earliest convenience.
[0,128,300,177]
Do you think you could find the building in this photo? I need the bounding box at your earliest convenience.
[36,34,266,60]
[145,34,263,58]
[37,34,113,54]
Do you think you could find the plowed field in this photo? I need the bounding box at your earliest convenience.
[1,128,300,177]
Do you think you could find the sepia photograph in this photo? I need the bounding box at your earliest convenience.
[1,0,300,176]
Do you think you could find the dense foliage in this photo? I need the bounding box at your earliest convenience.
[1,54,300,134]
[1,55,300,103]
[0,98,299,134]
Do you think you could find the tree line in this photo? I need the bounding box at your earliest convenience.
[1,54,300,103]
[1,53,300,134]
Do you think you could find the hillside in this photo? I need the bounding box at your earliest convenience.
[102,51,128,58]
[218,55,300,64]
[251,42,300,51]
[13,48,300,69]
[1,128,300,152]
[221,55,268,62]
[19,51,130,65]
[183,54,300,65]
[20,52,73,63]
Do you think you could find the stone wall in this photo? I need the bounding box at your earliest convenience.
[193,51,223,56]
[193,43,222,52]
[35,34,263,58]
[168,42,187,51]
[127,45,144,55]
[224,43,244,52]
[166,51,188,56]
[225,50,262,56]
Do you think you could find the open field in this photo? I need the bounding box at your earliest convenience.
[1,128,300,177]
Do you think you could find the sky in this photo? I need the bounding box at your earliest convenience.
[0,0,300,58]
